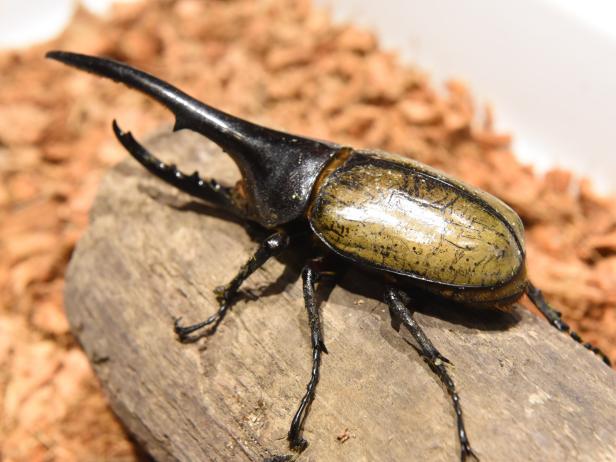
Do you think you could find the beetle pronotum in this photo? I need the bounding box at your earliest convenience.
[47,51,611,462]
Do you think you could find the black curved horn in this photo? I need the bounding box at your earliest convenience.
[46,51,340,226]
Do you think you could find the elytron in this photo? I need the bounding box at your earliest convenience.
[48,50,610,462]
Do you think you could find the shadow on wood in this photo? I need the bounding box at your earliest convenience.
[65,130,616,462]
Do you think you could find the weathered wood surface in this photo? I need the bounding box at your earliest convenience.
[65,130,616,462]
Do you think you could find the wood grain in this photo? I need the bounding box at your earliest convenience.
[65,130,616,462]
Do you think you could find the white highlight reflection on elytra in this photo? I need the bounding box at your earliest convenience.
[337,190,462,245]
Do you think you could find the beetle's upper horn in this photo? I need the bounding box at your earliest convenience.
[46,51,321,152]
[46,51,340,227]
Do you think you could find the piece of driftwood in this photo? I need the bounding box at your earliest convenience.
[65,130,616,462]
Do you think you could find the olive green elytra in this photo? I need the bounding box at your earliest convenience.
[47,51,611,462]
[309,149,527,307]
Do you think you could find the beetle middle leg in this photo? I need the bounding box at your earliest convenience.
[384,287,479,462]
[526,281,611,366]
[174,230,290,341]
[287,258,328,452]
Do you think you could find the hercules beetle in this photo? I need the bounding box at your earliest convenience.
[47,50,611,462]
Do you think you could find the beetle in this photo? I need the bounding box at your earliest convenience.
[47,50,611,462]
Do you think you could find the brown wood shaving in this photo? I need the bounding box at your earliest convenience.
[1,0,614,459]
[337,428,352,444]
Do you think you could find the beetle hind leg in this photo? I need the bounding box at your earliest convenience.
[112,120,241,214]
[287,259,328,452]
[526,282,611,366]
[174,231,289,341]
[384,287,479,462]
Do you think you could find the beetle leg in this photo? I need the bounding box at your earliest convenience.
[112,120,241,215]
[526,282,611,366]
[174,231,289,341]
[288,259,328,452]
[384,287,479,462]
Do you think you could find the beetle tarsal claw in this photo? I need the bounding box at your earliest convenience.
[462,444,480,462]
[434,353,451,366]
[288,436,308,452]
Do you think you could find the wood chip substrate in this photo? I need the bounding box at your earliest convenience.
[1,0,615,459]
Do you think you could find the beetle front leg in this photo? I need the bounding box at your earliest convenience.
[384,287,479,462]
[174,230,289,341]
[288,259,328,452]
[526,281,611,366]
